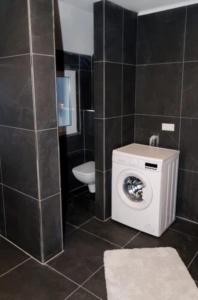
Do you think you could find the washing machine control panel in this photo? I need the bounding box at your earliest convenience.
[113,155,162,171]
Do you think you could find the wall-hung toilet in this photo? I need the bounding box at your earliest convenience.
[72,161,95,193]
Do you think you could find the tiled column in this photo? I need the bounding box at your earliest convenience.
[0,0,63,262]
[94,0,137,219]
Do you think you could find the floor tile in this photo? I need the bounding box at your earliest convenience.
[189,255,198,281]
[171,218,198,239]
[125,229,198,266]
[49,230,116,284]
[0,237,28,276]
[64,223,78,236]
[66,192,95,226]
[81,218,138,247]
[0,259,77,300]
[83,267,107,300]
[68,288,99,299]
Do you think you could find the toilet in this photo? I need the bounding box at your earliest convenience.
[72,161,95,193]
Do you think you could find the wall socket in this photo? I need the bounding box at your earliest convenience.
[162,123,175,132]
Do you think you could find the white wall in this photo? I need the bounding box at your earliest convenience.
[58,1,94,55]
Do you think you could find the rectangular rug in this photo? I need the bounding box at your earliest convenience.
[104,247,198,300]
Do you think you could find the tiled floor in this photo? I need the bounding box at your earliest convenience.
[0,191,198,299]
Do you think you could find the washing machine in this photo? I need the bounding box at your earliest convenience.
[112,143,179,237]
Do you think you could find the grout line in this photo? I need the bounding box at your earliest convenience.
[179,168,198,174]
[0,53,30,60]
[137,61,183,67]
[0,258,31,278]
[178,7,187,149]
[32,53,54,57]
[0,124,34,132]
[0,233,46,265]
[0,167,7,236]
[169,227,198,240]
[176,215,198,225]
[78,217,95,228]
[43,250,64,265]
[134,113,180,118]
[79,228,121,248]
[94,60,135,66]
[188,251,198,269]
[95,114,134,120]
[2,184,38,201]
[122,231,141,248]
[81,265,104,287]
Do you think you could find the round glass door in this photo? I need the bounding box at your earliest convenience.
[123,176,145,202]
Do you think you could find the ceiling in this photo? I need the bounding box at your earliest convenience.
[61,0,198,15]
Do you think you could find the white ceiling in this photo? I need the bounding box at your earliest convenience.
[61,0,198,15]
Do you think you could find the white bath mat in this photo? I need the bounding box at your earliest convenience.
[104,248,198,300]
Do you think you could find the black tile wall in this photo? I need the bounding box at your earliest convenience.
[37,130,60,199]
[185,4,198,61]
[0,0,29,57]
[30,0,54,55]
[33,55,57,130]
[84,111,95,151]
[105,1,123,62]
[94,1,137,219]
[134,115,180,149]
[0,55,34,129]
[137,8,186,64]
[182,62,198,117]
[80,70,92,110]
[177,170,198,222]
[0,1,63,261]
[0,184,5,235]
[135,5,198,222]
[136,64,182,116]
[4,187,42,260]
[0,127,38,198]
[42,194,63,260]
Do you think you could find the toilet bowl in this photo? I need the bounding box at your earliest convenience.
[72,161,95,193]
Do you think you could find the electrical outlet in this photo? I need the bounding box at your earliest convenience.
[162,123,175,132]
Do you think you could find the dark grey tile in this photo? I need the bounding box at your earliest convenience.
[105,62,122,117]
[137,8,186,64]
[105,1,123,62]
[122,115,134,146]
[4,187,41,260]
[81,218,138,247]
[49,230,116,284]
[80,71,92,110]
[38,129,60,199]
[94,62,104,118]
[85,150,95,162]
[0,0,29,56]
[94,1,104,61]
[0,55,34,129]
[189,256,198,281]
[68,288,99,300]
[64,224,77,236]
[83,268,107,300]
[123,9,137,64]
[66,150,85,191]
[177,170,198,223]
[134,115,180,150]
[30,0,54,55]
[182,62,198,118]
[84,111,95,151]
[122,65,136,115]
[80,55,91,71]
[0,237,28,276]
[126,229,198,266]
[0,185,5,235]
[66,133,84,154]
[95,170,112,220]
[171,218,198,239]
[33,55,57,130]
[185,4,198,61]
[64,52,79,70]
[66,193,94,227]
[136,64,182,116]
[0,127,38,198]
[95,171,105,220]
[0,259,77,300]
[180,118,198,172]
[95,119,104,171]
[105,117,122,170]
[42,195,63,261]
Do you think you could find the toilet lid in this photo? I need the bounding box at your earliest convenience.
[73,161,95,175]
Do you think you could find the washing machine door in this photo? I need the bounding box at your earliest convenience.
[117,169,153,210]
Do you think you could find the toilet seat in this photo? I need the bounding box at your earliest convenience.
[73,161,95,176]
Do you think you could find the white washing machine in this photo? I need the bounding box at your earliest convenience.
[112,143,179,237]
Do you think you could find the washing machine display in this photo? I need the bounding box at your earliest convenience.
[123,176,144,202]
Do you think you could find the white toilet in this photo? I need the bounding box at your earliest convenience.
[72,161,95,193]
